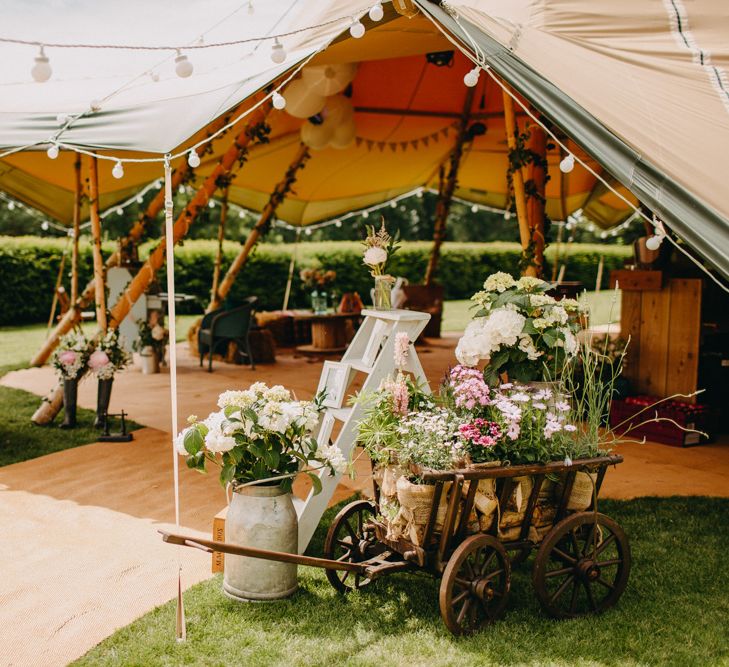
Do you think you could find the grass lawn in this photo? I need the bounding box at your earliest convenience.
[442,290,621,332]
[0,315,200,377]
[74,496,729,667]
[0,385,140,467]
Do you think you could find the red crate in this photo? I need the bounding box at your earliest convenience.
[609,396,714,447]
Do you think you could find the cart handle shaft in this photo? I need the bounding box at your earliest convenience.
[159,530,367,573]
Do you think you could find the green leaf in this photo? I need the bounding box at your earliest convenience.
[307,471,323,496]
[184,428,203,455]
[221,463,236,486]
[522,319,538,335]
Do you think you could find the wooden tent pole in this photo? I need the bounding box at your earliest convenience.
[88,156,107,332]
[70,154,82,303]
[32,100,273,425]
[109,100,273,329]
[424,87,475,286]
[502,89,535,277]
[208,143,310,313]
[210,185,229,305]
[46,239,69,331]
[526,121,547,278]
[31,103,244,367]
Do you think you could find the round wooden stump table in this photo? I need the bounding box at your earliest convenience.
[295,312,360,357]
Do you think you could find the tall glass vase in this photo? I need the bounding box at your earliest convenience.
[373,275,393,311]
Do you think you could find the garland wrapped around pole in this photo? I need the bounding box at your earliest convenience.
[88,155,107,332]
[207,143,310,313]
[70,154,82,304]
[424,86,475,287]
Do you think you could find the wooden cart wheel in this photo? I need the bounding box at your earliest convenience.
[439,534,511,636]
[324,500,379,593]
[532,512,631,619]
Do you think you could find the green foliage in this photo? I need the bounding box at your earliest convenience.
[0,237,631,325]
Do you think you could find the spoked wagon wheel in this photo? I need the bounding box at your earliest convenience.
[533,512,631,619]
[324,500,380,593]
[439,534,511,636]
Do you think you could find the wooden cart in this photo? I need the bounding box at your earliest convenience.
[162,454,630,636]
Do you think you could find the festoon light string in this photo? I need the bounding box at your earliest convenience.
[163,154,185,642]
[423,1,729,293]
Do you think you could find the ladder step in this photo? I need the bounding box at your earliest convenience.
[342,358,372,373]
[330,406,352,421]
[292,496,306,518]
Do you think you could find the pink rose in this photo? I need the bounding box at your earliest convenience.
[88,350,110,370]
[59,350,77,366]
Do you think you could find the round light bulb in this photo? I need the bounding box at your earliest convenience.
[112,161,124,179]
[247,1,254,15]
[238,210,245,218]
[56,113,69,125]
[208,200,216,208]
[463,67,480,88]
[559,153,575,173]
[31,47,52,83]
[271,39,286,64]
[188,149,201,168]
[350,20,366,39]
[155,181,162,189]
[178,185,186,194]
[416,190,423,198]
[504,211,512,220]
[117,207,124,216]
[390,201,397,208]
[645,234,663,251]
[41,220,49,230]
[272,91,286,110]
[335,220,342,228]
[149,72,160,83]
[136,196,143,204]
[305,228,312,236]
[471,204,478,213]
[89,99,102,112]
[600,231,608,239]
[8,201,15,211]
[46,143,59,160]
[369,2,384,21]
[362,211,369,219]
[175,52,194,78]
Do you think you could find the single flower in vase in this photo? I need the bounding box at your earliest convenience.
[362,219,400,310]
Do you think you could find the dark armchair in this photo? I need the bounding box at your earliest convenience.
[198,296,257,372]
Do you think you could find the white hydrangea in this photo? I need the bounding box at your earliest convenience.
[530,294,555,308]
[560,298,581,312]
[264,385,292,402]
[217,389,256,409]
[317,441,347,474]
[455,308,526,367]
[201,411,237,452]
[483,271,516,293]
[562,328,579,355]
[516,276,548,291]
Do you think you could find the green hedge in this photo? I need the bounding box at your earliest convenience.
[0,237,631,325]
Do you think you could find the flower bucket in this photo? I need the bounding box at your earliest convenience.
[60,377,78,429]
[223,484,298,601]
[138,346,160,375]
[557,471,597,511]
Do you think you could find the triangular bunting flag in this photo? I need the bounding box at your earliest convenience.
[355,137,363,148]
[366,139,375,151]
[389,142,397,152]
[378,141,386,152]
[442,127,450,137]
[410,140,418,150]
[400,141,408,152]
[432,132,440,142]
[423,137,430,147]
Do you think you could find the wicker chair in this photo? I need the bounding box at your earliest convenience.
[198,296,257,372]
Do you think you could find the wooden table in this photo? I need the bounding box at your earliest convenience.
[293,311,361,356]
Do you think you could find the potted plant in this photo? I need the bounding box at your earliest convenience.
[133,318,168,374]
[455,272,585,386]
[299,268,336,315]
[362,219,400,310]
[52,331,90,429]
[177,382,346,601]
[88,329,130,429]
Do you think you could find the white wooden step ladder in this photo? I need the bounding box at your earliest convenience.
[295,308,431,553]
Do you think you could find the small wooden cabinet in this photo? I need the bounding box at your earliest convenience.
[619,278,702,400]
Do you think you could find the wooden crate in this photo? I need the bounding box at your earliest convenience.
[211,506,227,573]
[620,278,702,401]
[610,269,662,291]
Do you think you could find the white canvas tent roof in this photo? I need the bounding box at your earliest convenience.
[0,0,727,277]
